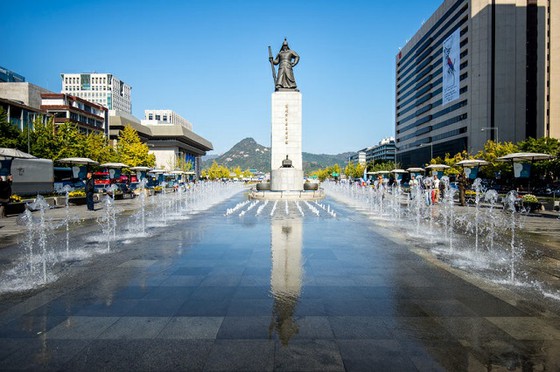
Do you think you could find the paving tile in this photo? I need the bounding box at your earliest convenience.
[329,316,392,339]
[98,316,170,339]
[486,317,560,340]
[216,316,271,339]
[227,299,273,316]
[63,339,213,371]
[338,338,419,372]
[157,316,223,339]
[0,338,89,370]
[204,339,275,371]
[126,298,186,317]
[46,316,119,339]
[118,259,157,268]
[274,339,345,371]
[0,315,66,338]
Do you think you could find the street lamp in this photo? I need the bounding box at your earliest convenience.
[418,143,433,160]
[481,127,499,143]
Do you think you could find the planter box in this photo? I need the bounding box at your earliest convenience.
[68,197,87,206]
[523,201,542,212]
[6,202,26,215]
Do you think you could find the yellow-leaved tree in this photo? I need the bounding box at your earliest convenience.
[474,140,519,179]
[116,125,155,167]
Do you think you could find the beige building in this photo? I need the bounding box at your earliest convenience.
[108,110,212,177]
[395,0,559,167]
[143,109,193,130]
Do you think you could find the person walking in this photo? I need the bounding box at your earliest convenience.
[432,175,440,204]
[423,175,433,206]
[458,173,466,206]
[85,171,95,211]
[0,174,13,218]
[409,175,418,200]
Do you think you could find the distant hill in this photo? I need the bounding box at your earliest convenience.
[201,137,351,174]
[302,151,353,174]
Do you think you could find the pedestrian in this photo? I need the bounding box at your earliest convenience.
[423,175,433,205]
[85,171,95,211]
[409,175,418,200]
[0,174,13,218]
[432,175,440,204]
[439,176,446,200]
[458,173,466,206]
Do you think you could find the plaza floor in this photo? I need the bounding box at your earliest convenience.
[1,190,560,371]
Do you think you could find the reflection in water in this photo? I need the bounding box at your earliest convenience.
[269,216,303,345]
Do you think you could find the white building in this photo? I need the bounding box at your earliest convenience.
[348,137,397,165]
[143,109,192,130]
[60,73,132,114]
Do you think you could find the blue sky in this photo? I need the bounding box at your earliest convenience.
[2,0,443,155]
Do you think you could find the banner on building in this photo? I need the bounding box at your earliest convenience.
[442,28,461,105]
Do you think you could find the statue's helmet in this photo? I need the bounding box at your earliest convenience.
[282,38,289,49]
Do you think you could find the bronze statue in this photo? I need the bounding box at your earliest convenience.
[268,39,300,91]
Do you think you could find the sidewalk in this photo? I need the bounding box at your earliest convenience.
[0,196,142,249]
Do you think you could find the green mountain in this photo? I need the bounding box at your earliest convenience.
[202,137,351,174]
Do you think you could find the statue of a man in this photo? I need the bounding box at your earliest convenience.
[270,39,300,91]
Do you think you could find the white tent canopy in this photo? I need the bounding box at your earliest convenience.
[130,166,152,171]
[455,159,489,167]
[496,152,555,162]
[406,167,425,173]
[57,157,99,165]
[100,162,129,168]
[0,148,36,159]
[425,164,450,169]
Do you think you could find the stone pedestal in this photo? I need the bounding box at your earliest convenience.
[271,168,304,191]
[271,91,303,191]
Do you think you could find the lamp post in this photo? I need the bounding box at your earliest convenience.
[418,143,433,160]
[481,127,499,143]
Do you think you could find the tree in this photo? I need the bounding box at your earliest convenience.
[344,162,366,179]
[204,161,229,180]
[116,125,155,167]
[371,161,399,173]
[169,155,193,172]
[27,116,59,160]
[517,137,560,182]
[442,150,470,177]
[309,163,343,182]
[474,140,519,180]
[242,169,253,179]
[0,108,21,149]
[232,166,243,179]
[84,132,117,164]
[53,122,87,159]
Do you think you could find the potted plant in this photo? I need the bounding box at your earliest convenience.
[68,190,87,205]
[7,194,26,214]
[522,194,541,212]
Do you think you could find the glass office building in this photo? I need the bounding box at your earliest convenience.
[395,0,559,168]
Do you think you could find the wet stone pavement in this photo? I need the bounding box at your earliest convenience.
[0,189,560,371]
